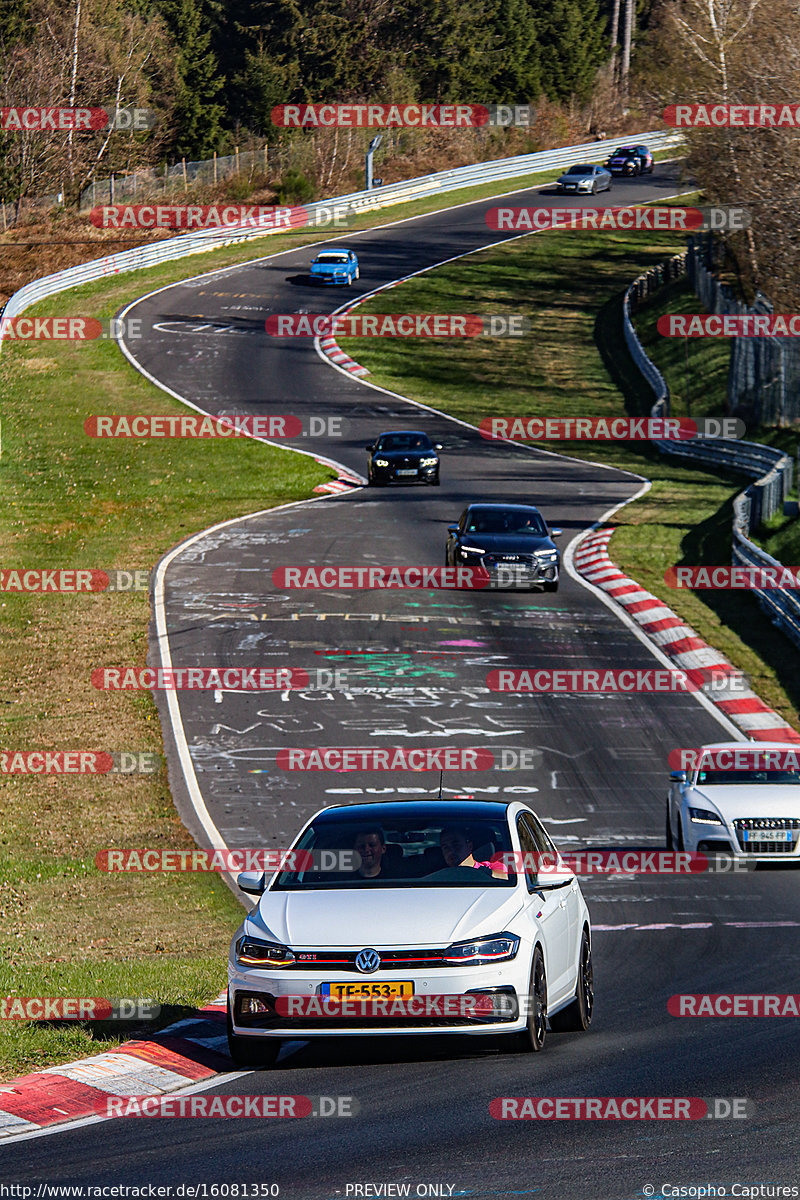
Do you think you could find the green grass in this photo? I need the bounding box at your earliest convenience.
[0,264,333,1080]
[337,225,800,729]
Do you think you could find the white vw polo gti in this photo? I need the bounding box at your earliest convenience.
[227,799,593,1066]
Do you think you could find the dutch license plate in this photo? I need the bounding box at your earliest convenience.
[396,469,418,476]
[319,981,414,998]
[742,829,793,843]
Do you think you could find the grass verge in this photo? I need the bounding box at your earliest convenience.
[0,265,335,1080]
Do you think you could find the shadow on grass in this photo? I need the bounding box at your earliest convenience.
[593,290,657,422]
[31,1003,220,1048]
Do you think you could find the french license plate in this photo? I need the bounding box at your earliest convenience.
[319,981,414,998]
[396,469,418,476]
[742,829,793,842]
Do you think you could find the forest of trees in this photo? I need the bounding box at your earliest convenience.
[0,0,653,206]
[1,0,797,306]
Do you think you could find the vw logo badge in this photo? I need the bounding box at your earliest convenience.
[355,948,381,974]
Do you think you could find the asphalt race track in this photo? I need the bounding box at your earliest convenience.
[3,163,799,1199]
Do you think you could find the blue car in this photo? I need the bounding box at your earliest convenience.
[309,248,359,285]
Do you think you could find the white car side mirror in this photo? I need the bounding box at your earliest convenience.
[237,870,266,895]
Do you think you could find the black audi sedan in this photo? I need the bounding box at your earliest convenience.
[445,503,562,592]
[366,430,442,486]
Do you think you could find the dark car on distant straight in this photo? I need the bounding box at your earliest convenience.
[366,430,442,486]
[445,503,562,592]
[604,145,654,176]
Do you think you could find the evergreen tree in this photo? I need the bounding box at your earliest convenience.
[152,0,224,156]
[532,0,608,102]
[485,0,542,101]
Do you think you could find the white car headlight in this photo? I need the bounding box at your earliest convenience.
[374,458,389,467]
[535,549,558,560]
[689,807,724,825]
[459,545,485,556]
[443,933,520,965]
[419,457,438,467]
[236,937,295,967]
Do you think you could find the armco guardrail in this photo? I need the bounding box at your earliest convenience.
[623,256,800,651]
[0,129,681,339]
[687,232,800,426]
[732,494,800,646]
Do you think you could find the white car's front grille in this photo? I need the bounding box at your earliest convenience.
[733,817,800,854]
[289,947,450,971]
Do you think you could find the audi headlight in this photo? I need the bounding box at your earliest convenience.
[374,458,389,467]
[689,807,724,825]
[443,933,520,965]
[459,545,485,557]
[236,937,295,967]
[535,550,558,561]
[419,457,439,467]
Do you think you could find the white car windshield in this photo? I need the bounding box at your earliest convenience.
[696,769,800,785]
[272,812,517,889]
[315,253,349,263]
[376,434,432,451]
